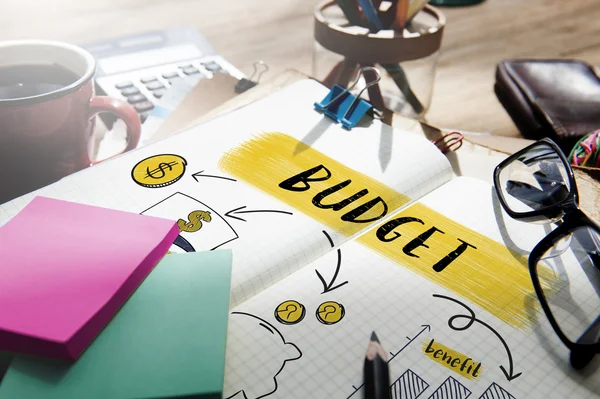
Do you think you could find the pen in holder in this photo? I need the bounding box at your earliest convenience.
[313,1,445,120]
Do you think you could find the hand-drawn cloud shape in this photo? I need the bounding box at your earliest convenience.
[224,312,302,399]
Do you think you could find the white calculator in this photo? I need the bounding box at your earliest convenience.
[84,27,245,123]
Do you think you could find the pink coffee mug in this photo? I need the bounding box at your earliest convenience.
[0,40,141,204]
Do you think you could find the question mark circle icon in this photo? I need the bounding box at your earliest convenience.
[316,301,345,325]
[131,154,187,188]
[274,300,306,325]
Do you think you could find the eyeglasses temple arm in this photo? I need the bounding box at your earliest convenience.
[590,248,600,271]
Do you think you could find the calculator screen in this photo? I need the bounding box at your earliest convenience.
[98,44,203,75]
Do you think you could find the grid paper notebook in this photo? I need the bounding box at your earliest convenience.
[223,178,600,399]
[0,78,596,398]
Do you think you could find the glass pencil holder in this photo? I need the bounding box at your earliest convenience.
[312,1,446,120]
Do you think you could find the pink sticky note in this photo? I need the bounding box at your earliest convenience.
[0,196,179,360]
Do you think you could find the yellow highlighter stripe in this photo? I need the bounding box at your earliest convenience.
[357,203,547,330]
[219,132,549,330]
[423,339,483,380]
[219,132,411,237]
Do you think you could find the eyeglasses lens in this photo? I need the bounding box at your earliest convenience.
[498,143,570,217]
[536,226,600,345]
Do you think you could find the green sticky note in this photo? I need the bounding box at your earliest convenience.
[0,251,232,399]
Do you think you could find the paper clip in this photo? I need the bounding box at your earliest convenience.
[235,60,269,93]
[432,131,464,154]
[314,66,381,130]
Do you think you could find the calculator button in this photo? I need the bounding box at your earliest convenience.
[162,71,180,79]
[202,62,221,72]
[134,101,154,112]
[140,76,158,83]
[178,64,194,69]
[153,89,166,99]
[126,94,147,104]
[140,112,150,123]
[115,80,133,89]
[120,86,140,96]
[182,66,200,75]
[145,81,165,91]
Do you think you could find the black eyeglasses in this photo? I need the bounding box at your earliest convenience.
[493,138,600,370]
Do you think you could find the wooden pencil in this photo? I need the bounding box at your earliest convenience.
[364,331,390,399]
[392,0,409,31]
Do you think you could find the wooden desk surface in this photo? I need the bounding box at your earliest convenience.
[1,0,599,136]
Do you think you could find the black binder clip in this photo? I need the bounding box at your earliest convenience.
[314,66,381,130]
[235,61,269,93]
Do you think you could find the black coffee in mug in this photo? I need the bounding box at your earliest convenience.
[0,64,79,100]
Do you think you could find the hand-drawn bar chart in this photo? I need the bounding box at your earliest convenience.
[478,383,516,399]
[343,321,519,399]
[390,369,430,399]
[427,376,471,399]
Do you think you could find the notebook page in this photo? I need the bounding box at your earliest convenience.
[0,79,452,305]
[224,177,600,399]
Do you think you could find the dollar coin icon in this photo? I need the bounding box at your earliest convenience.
[177,210,212,233]
[131,154,187,188]
[316,301,345,325]
[275,300,306,325]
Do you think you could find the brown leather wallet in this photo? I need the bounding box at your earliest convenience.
[495,59,600,153]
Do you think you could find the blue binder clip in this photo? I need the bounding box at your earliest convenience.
[314,66,381,130]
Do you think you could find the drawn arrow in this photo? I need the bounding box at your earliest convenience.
[471,315,522,381]
[224,206,293,222]
[192,170,236,182]
[433,294,523,382]
[389,324,431,361]
[316,230,349,294]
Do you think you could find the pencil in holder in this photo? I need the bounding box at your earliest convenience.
[312,1,446,120]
